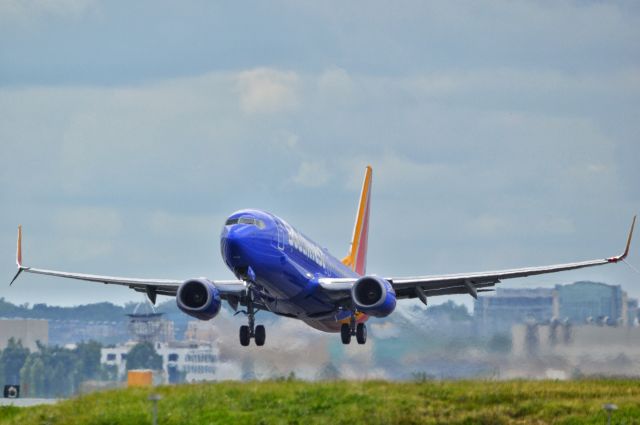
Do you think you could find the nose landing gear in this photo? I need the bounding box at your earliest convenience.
[238,290,266,347]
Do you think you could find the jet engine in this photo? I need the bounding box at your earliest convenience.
[351,276,396,317]
[176,279,222,320]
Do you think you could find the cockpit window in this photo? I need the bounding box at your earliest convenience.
[226,217,265,229]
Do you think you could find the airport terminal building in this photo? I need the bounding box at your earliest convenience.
[474,281,637,334]
[101,341,219,383]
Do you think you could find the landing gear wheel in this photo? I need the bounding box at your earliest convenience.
[239,325,250,346]
[356,323,367,345]
[254,325,266,346]
[340,323,351,345]
[239,288,258,347]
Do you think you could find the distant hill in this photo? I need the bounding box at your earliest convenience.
[0,297,189,324]
[0,296,474,350]
[0,298,128,322]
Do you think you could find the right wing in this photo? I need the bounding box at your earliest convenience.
[10,225,246,304]
[319,215,636,303]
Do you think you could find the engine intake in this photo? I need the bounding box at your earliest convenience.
[351,276,396,317]
[176,279,222,320]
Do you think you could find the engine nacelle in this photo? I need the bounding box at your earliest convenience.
[351,276,396,318]
[176,278,222,320]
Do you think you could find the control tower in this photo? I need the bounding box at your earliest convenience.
[127,301,174,343]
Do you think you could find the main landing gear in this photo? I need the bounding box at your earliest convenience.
[239,290,266,347]
[340,315,367,345]
[239,324,265,346]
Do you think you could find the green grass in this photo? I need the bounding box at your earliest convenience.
[1,380,639,424]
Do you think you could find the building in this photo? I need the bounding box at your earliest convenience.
[48,319,128,346]
[101,341,219,383]
[556,281,628,326]
[510,322,640,377]
[474,288,558,334]
[127,302,175,343]
[628,299,639,327]
[0,319,48,351]
[99,300,218,383]
[184,321,220,343]
[475,281,636,334]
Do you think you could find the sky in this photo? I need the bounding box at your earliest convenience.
[1,0,639,310]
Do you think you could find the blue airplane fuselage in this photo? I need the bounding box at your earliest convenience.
[220,209,359,331]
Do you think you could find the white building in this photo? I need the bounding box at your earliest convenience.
[101,340,220,383]
[0,319,48,351]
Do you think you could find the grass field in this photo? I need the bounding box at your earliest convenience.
[0,380,638,424]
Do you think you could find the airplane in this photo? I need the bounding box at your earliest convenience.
[10,166,636,346]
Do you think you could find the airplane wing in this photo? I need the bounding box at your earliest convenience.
[319,215,636,303]
[9,226,246,304]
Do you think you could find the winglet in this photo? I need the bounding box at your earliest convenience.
[608,215,636,263]
[16,225,22,268]
[10,225,24,286]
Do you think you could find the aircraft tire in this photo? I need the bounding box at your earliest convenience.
[340,323,351,344]
[356,323,367,344]
[255,325,266,346]
[239,325,251,346]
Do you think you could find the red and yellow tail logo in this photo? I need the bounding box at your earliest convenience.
[342,166,372,276]
[16,225,23,267]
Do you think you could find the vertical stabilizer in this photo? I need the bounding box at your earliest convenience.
[342,166,372,275]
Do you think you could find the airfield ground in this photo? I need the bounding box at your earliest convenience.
[0,379,638,424]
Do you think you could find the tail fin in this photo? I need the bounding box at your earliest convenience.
[342,166,372,276]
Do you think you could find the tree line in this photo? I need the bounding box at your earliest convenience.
[0,338,162,398]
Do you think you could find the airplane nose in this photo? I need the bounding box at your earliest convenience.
[220,225,249,270]
[222,227,259,281]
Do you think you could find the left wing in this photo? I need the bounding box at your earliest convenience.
[10,225,246,304]
[320,215,635,303]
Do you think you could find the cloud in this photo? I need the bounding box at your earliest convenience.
[0,63,638,306]
[235,68,299,114]
[317,67,355,103]
[341,152,452,193]
[43,206,123,262]
[0,0,97,23]
[291,161,331,188]
[147,211,226,239]
[52,206,123,236]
